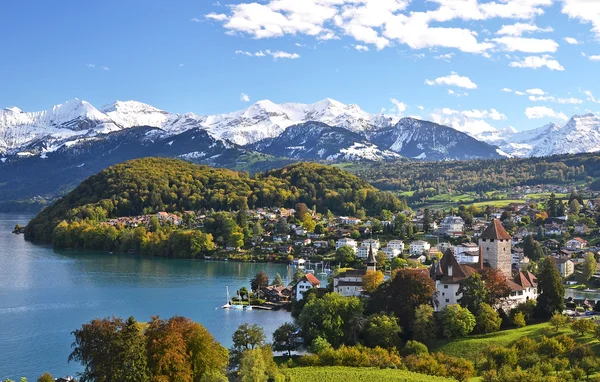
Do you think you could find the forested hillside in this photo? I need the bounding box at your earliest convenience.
[344,153,600,196]
[25,158,404,243]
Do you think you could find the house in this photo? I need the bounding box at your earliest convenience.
[587,198,600,211]
[273,234,291,243]
[333,244,377,297]
[381,246,401,259]
[295,274,321,300]
[553,257,575,278]
[455,242,479,264]
[408,254,427,263]
[574,224,590,235]
[260,285,292,303]
[300,247,317,257]
[295,228,308,236]
[358,239,380,259]
[313,240,329,248]
[437,242,453,252]
[545,223,565,236]
[566,237,588,251]
[277,245,293,254]
[438,216,465,237]
[294,238,312,246]
[409,240,431,255]
[387,240,405,252]
[336,238,358,252]
[338,216,362,225]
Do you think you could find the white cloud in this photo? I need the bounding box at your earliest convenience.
[434,53,454,62]
[564,37,581,45]
[515,90,526,96]
[102,66,109,71]
[584,90,599,103]
[240,93,250,102]
[180,63,185,67]
[492,36,559,53]
[390,98,407,115]
[206,13,228,21]
[525,106,568,120]
[562,0,600,39]
[425,72,477,89]
[235,50,299,59]
[86,64,95,69]
[501,88,513,93]
[557,97,583,104]
[190,18,201,23]
[496,23,552,37]
[526,88,545,95]
[417,105,424,110]
[354,45,369,52]
[589,55,600,61]
[509,55,565,71]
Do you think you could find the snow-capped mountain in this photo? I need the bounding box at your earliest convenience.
[502,114,600,157]
[369,118,504,160]
[246,121,400,161]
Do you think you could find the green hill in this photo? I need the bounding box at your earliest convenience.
[25,158,404,243]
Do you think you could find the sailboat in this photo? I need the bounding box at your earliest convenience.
[222,286,243,309]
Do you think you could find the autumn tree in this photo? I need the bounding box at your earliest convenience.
[250,271,269,292]
[36,374,53,382]
[362,270,384,293]
[480,268,511,307]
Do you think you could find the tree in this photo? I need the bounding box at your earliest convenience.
[475,303,502,334]
[362,270,384,293]
[335,246,355,265]
[423,209,432,233]
[367,269,436,329]
[118,317,149,382]
[439,304,476,338]
[582,252,597,281]
[36,374,53,382]
[272,273,284,287]
[297,293,364,347]
[293,268,305,284]
[549,312,569,332]
[572,319,595,336]
[237,346,277,382]
[308,336,332,355]
[301,213,316,232]
[295,203,310,220]
[512,312,526,328]
[364,314,402,349]
[376,251,388,269]
[228,232,244,249]
[480,268,511,307]
[314,223,325,235]
[412,304,436,343]
[458,273,487,315]
[546,192,557,217]
[230,323,266,367]
[272,322,300,357]
[536,257,565,319]
[569,199,581,215]
[250,271,269,292]
[523,235,544,262]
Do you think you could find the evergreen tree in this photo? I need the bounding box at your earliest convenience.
[523,235,544,261]
[272,273,284,287]
[423,209,431,233]
[545,193,557,217]
[535,257,565,319]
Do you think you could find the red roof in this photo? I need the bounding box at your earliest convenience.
[302,273,321,287]
[480,219,512,240]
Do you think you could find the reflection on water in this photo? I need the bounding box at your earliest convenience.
[0,214,302,379]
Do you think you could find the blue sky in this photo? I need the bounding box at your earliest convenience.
[2,0,600,133]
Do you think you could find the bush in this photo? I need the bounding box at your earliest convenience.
[512,311,526,328]
[402,340,429,356]
[572,318,595,336]
[475,304,502,334]
[439,305,475,338]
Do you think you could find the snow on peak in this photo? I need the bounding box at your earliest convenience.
[3,106,22,113]
[102,100,172,128]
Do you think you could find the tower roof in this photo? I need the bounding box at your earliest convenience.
[481,219,511,240]
[366,242,377,264]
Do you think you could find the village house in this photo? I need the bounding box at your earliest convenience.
[338,216,362,225]
[408,254,427,264]
[553,257,575,278]
[431,220,538,311]
[387,240,405,252]
[409,240,431,255]
[294,238,312,246]
[313,240,329,249]
[273,234,291,243]
[381,246,401,260]
[333,244,377,297]
[336,238,358,252]
[438,216,465,237]
[566,237,588,251]
[295,227,307,236]
[295,274,321,300]
[454,242,479,264]
[259,285,292,303]
[358,239,380,259]
[545,223,566,236]
[574,224,590,235]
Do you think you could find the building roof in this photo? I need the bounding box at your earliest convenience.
[301,273,321,287]
[434,248,480,284]
[480,219,511,240]
[366,242,377,264]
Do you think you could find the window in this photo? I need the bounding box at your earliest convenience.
[490,239,494,242]
[444,285,448,289]
[445,299,449,303]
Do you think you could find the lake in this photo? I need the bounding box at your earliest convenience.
[0,213,306,380]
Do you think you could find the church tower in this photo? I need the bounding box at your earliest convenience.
[479,219,512,277]
[366,242,377,273]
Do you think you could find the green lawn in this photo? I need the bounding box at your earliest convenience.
[431,322,600,362]
[281,367,454,382]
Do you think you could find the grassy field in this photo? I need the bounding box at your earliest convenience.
[431,322,600,362]
[281,367,454,381]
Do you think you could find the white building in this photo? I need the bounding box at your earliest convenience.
[387,240,405,252]
[336,238,358,252]
[438,216,465,236]
[357,239,380,259]
[381,247,401,260]
[295,274,321,300]
[455,242,479,264]
[566,238,587,251]
[338,216,362,225]
[409,240,431,255]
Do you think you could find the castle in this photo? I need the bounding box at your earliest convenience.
[431,219,538,311]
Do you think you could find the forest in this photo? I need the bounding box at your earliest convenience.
[343,152,600,197]
[24,158,405,243]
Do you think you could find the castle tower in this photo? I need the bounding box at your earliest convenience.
[479,219,512,277]
[366,242,377,273]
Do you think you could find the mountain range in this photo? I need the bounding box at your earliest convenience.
[1,97,600,205]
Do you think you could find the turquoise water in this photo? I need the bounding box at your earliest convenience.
[0,214,300,380]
